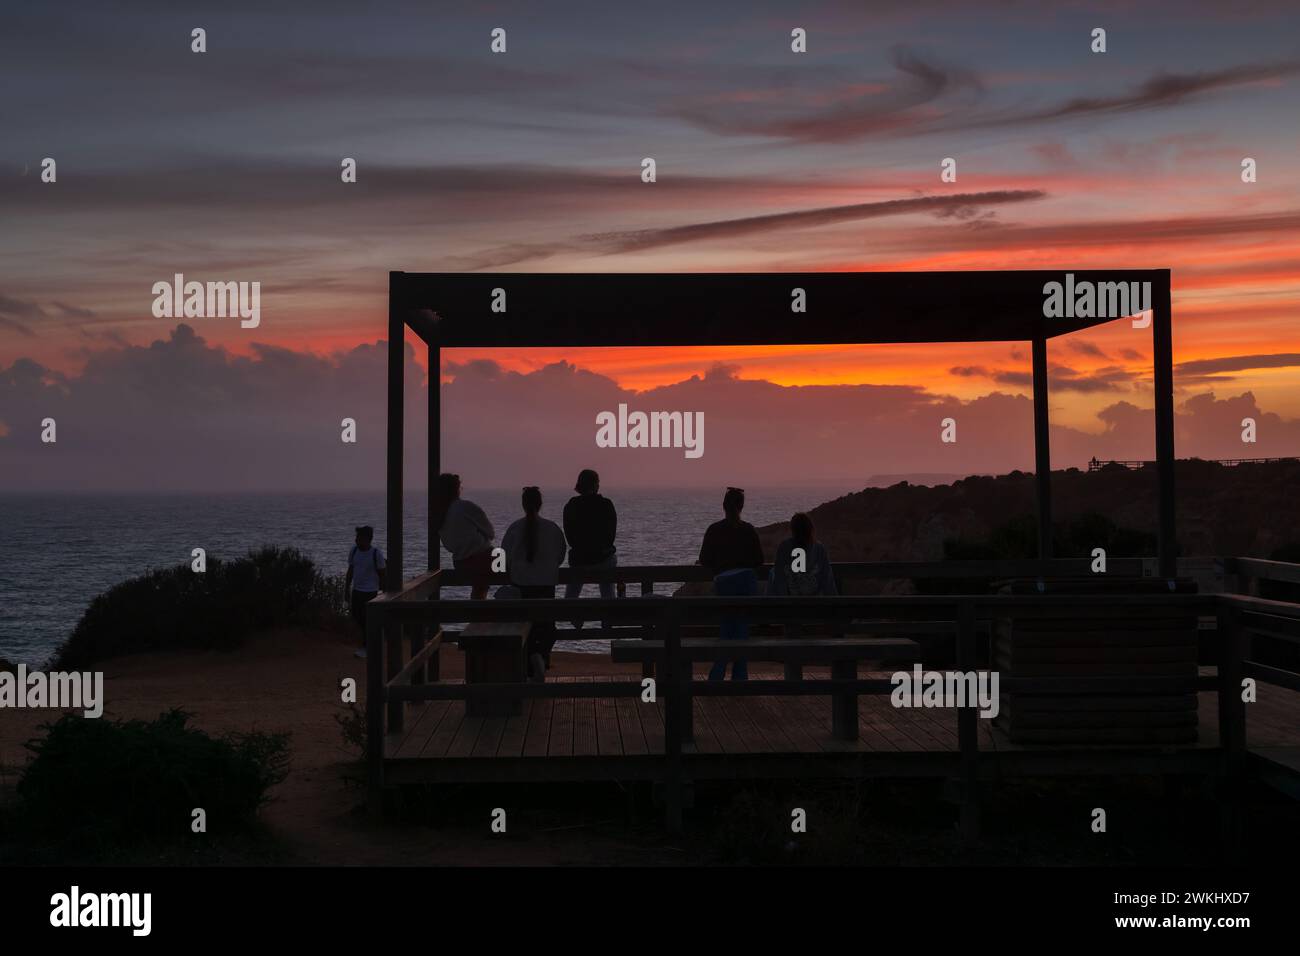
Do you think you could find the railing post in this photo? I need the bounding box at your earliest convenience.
[831,646,858,741]
[386,616,404,735]
[1217,600,1247,768]
[410,623,426,688]
[956,600,980,841]
[640,581,655,679]
[366,603,385,820]
[661,603,685,833]
[1216,599,1246,859]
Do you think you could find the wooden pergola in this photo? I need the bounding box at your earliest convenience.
[386,270,1177,587]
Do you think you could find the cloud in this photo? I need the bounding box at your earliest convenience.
[670,50,1300,144]
[585,190,1047,254]
[1067,339,1109,360]
[670,46,982,142]
[958,60,1300,131]
[0,293,46,320]
[950,362,1137,393]
[52,302,97,319]
[4,330,1298,492]
[1175,353,1300,382]
[0,316,36,337]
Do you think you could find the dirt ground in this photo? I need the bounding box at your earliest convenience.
[0,629,682,865]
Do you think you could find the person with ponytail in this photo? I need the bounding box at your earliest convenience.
[501,486,567,681]
[435,473,495,600]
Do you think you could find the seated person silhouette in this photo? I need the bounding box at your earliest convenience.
[698,487,764,681]
[501,486,567,682]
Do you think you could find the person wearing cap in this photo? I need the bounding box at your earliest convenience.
[345,525,387,659]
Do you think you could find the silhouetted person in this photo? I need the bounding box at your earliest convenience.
[770,512,837,597]
[502,487,567,681]
[434,473,494,600]
[563,469,618,629]
[345,525,387,659]
[770,512,836,657]
[699,487,764,681]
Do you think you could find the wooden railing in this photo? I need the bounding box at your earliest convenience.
[364,572,1298,832]
[1223,556,1300,596]
[434,557,1147,593]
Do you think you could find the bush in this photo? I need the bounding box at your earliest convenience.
[12,709,288,852]
[52,546,348,669]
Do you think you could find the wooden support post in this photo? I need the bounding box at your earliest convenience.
[640,581,655,679]
[386,272,404,592]
[830,658,858,741]
[784,621,804,682]
[429,337,440,572]
[366,605,385,820]
[1031,336,1052,565]
[661,606,685,833]
[409,625,426,688]
[1216,601,1245,859]
[386,620,404,735]
[956,601,980,841]
[1152,273,1178,580]
[1217,603,1247,769]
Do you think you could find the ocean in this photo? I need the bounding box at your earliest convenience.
[0,485,855,665]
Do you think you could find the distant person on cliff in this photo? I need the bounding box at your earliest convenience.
[562,469,618,629]
[435,472,495,600]
[345,525,387,659]
[502,486,567,681]
[698,487,764,681]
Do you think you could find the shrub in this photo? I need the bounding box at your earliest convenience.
[13,709,288,851]
[51,546,348,669]
[334,699,368,762]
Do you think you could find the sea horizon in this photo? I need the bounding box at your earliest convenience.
[0,482,871,666]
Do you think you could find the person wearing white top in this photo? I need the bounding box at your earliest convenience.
[500,487,566,680]
[434,473,495,599]
[345,525,387,659]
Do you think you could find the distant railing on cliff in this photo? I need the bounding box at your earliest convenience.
[1088,456,1300,471]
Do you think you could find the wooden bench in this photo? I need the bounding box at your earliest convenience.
[457,621,532,717]
[612,636,921,742]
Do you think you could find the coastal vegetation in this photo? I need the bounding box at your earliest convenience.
[52,546,348,669]
[4,708,289,861]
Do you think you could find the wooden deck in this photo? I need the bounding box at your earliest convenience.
[383,666,1300,785]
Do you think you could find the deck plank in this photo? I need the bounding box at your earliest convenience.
[420,698,467,758]
[384,672,1300,773]
[445,710,485,758]
[596,679,624,755]
[724,693,773,752]
[573,678,599,756]
[690,692,724,754]
[392,700,447,759]
[522,697,553,757]
[642,696,666,755]
[472,715,508,758]
[753,692,822,754]
[497,701,531,758]
[549,684,575,757]
[613,686,648,756]
[740,694,799,752]
[699,696,749,753]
